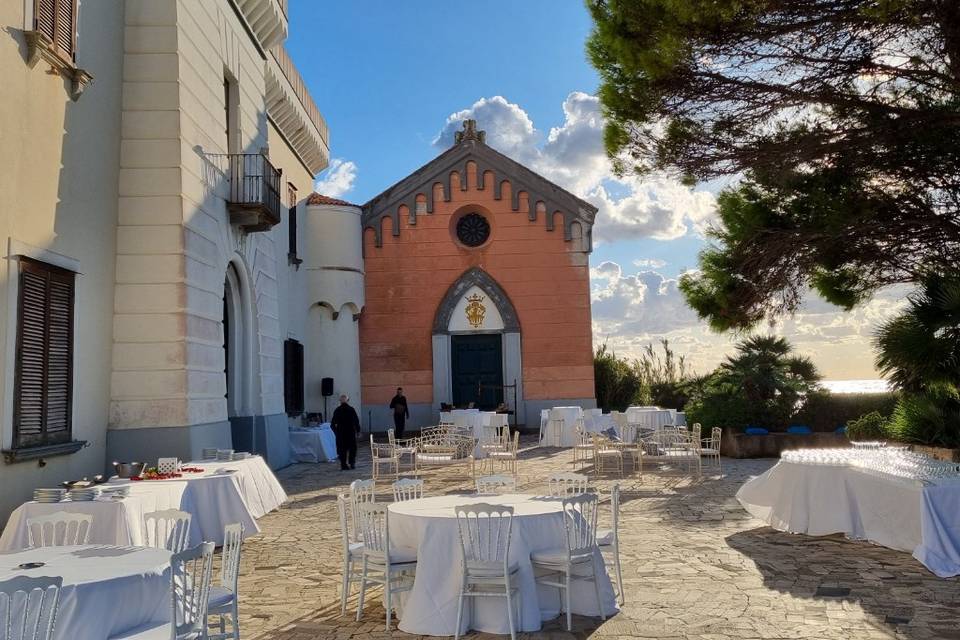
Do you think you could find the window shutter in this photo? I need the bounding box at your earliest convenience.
[34,0,75,61]
[53,0,76,61]
[14,259,74,448]
[283,338,304,415]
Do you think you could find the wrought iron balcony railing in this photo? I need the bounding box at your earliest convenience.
[226,153,282,231]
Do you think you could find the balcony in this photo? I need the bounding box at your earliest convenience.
[266,46,330,175]
[227,153,282,231]
[233,0,287,50]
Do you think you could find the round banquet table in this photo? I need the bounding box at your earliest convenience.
[625,408,677,429]
[388,494,617,635]
[0,545,171,640]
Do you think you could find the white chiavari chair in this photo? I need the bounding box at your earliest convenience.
[453,503,521,640]
[25,512,93,548]
[0,576,62,640]
[108,542,215,640]
[701,426,722,473]
[392,478,424,502]
[370,436,399,480]
[337,493,364,616]
[349,479,376,539]
[547,472,589,497]
[355,504,417,631]
[387,429,417,472]
[143,509,192,553]
[591,434,623,477]
[572,423,594,470]
[475,475,517,495]
[208,523,244,640]
[487,430,519,475]
[597,484,623,605]
[531,493,606,631]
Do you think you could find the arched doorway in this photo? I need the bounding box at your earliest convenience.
[223,261,252,418]
[431,268,523,420]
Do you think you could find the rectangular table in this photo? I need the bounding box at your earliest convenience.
[0,455,286,550]
[290,424,337,462]
[737,460,960,577]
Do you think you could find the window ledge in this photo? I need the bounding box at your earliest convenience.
[23,30,93,101]
[3,440,86,464]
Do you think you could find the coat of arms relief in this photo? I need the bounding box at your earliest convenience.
[464,293,486,328]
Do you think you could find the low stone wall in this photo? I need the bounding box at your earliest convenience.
[720,429,849,459]
[908,444,960,462]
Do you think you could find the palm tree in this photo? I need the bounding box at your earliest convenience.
[874,274,960,447]
[719,335,820,408]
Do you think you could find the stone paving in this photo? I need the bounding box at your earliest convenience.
[235,437,960,639]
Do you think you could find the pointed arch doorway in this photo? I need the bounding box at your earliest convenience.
[432,268,524,421]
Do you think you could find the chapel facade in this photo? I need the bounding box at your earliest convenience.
[357,121,598,429]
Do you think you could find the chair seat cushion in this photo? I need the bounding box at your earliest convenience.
[466,560,520,577]
[389,545,418,563]
[596,528,615,546]
[108,622,194,640]
[208,585,235,608]
[417,454,455,463]
[348,541,364,557]
[530,547,569,564]
[488,452,515,459]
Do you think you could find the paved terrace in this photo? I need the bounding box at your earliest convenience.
[235,437,960,639]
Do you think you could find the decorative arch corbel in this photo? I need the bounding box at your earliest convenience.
[432,267,520,334]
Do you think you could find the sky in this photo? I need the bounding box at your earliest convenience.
[286,0,906,381]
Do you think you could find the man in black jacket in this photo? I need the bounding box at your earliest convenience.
[389,387,410,438]
[330,394,360,470]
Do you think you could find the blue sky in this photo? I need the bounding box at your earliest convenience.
[285,1,902,380]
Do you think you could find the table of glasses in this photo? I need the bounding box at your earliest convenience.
[388,494,618,635]
[0,545,172,640]
[736,446,960,577]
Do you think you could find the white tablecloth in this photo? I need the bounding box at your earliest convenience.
[389,494,617,635]
[0,545,171,640]
[737,461,960,577]
[585,413,614,434]
[540,406,585,447]
[290,424,337,462]
[625,408,677,428]
[0,456,286,550]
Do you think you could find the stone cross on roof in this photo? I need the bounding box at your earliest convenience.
[454,119,486,145]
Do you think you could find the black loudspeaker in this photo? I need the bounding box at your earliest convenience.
[321,378,334,397]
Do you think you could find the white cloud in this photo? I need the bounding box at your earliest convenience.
[633,258,667,269]
[314,158,357,198]
[435,92,718,243]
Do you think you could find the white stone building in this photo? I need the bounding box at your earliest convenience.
[0,0,363,522]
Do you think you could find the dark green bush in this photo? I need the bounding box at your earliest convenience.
[846,411,890,440]
[887,390,960,448]
[793,391,899,432]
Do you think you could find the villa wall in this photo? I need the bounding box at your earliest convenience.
[0,0,123,518]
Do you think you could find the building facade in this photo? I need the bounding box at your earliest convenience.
[0,0,364,521]
[359,121,597,429]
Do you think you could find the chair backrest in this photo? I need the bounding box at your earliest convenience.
[25,512,93,548]
[688,424,702,451]
[387,429,397,446]
[219,523,244,592]
[369,435,396,460]
[392,478,424,502]
[455,503,514,571]
[475,475,516,495]
[170,542,215,639]
[143,509,192,553]
[609,483,620,540]
[356,503,391,560]
[712,427,722,445]
[508,430,520,453]
[620,424,638,444]
[0,575,62,640]
[349,479,376,540]
[157,457,179,474]
[337,493,353,553]
[479,424,501,445]
[561,493,600,556]
[547,472,589,497]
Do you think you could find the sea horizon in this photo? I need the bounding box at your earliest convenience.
[818,379,891,394]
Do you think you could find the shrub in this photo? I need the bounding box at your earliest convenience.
[886,390,960,448]
[846,411,890,441]
[793,391,899,432]
[594,344,645,411]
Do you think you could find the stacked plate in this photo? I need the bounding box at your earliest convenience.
[216,449,234,461]
[100,485,130,499]
[66,487,100,501]
[231,452,250,461]
[201,448,219,460]
[33,488,65,503]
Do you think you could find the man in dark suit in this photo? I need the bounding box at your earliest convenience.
[389,387,410,438]
[330,394,360,470]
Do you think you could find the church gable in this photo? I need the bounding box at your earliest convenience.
[361,120,598,248]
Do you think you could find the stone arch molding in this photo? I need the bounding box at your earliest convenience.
[432,267,520,334]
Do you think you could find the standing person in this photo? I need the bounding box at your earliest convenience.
[330,394,360,470]
[389,387,410,438]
